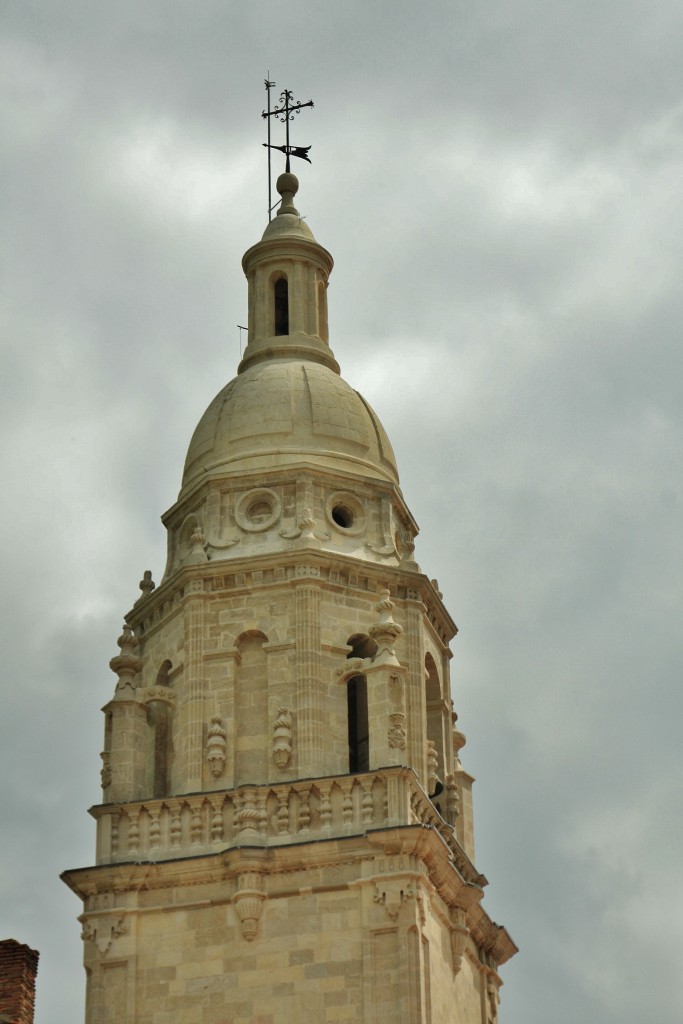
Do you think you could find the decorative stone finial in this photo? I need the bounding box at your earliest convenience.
[185,525,208,565]
[368,588,403,665]
[452,720,467,769]
[138,570,155,600]
[276,172,299,216]
[109,624,141,696]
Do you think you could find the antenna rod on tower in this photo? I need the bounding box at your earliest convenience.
[264,74,275,222]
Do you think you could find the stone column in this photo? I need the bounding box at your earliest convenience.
[290,259,304,334]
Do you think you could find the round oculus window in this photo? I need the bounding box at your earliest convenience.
[235,488,281,532]
[326,492,365,536]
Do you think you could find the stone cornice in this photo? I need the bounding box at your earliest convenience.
[127,549,456,644]
[62,824,516,967]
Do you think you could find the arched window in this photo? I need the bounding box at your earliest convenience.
[235,630,269,784]
[274,278,289,336]
[347,675,369,773]
[155,659,172,687]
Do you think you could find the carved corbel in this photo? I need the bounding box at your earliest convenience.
[486,970,501,1021]
[233,871,266,941]
[366,497,400,558]
[204,534,240,557]
[450,906,470,975]
[373,880,416,921]
[100,752,112,790]
[206,715,227,778]
[272,706,292,768]
[280,507,329,545]
[388,712,407,750]
[397,532,421,572]
[80,914,126,957]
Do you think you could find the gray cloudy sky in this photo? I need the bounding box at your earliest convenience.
[2,3,682,1022]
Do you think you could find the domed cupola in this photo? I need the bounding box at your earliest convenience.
[163,172,417,581]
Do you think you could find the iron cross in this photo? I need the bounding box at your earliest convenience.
[262,81,314,218]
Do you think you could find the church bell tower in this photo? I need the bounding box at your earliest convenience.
[63,166,516,1023]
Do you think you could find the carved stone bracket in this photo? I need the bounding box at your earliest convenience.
[450,906,470,975]
[206,715,227,777]
[233,871,266,941]
[366,495,398,558]
[486,970,501,1021]
[204,529,240,557]
[272,707,292,768]
[100,752,112,790]
[280,507,328,546]
[397,533,421,572]
[80,914,126,957]
[373,880,416,921]
[388,712,407,750]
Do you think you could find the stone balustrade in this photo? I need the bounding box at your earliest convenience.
[91,767,478,882]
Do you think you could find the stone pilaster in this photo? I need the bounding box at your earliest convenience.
[181,579,206,792]
[404,598,428,787]
[294,578,322,778]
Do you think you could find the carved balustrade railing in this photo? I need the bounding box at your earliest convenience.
[91,767,477,882]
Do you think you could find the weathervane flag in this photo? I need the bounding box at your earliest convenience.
[262,143,312,164]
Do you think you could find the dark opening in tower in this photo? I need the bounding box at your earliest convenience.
[347,675,369,773]
[274,277,289,335]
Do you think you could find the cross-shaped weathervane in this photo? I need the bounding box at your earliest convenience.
[262,77,314,220]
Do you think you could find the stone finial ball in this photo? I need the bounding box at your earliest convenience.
[276,172,299,196]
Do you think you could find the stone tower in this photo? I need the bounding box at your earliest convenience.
[63,170,516,1022]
